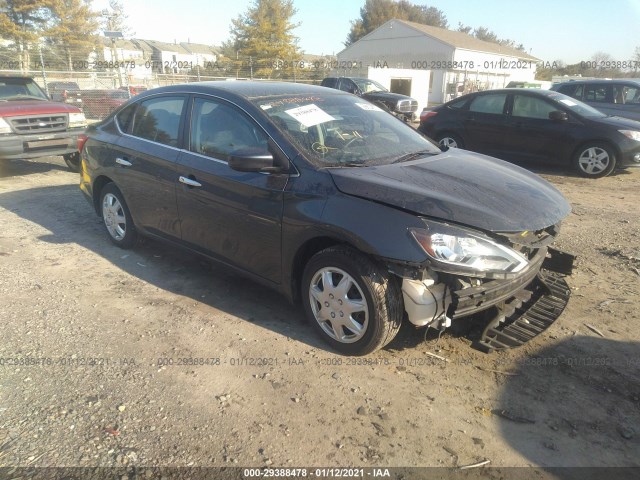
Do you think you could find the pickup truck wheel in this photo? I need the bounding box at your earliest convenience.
[100,183,138,248]
[63,153,80,172]
[302,246,403,355]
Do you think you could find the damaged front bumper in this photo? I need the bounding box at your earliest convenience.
[401,247,575,351]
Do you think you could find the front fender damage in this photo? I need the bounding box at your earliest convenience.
[389,247,576,352]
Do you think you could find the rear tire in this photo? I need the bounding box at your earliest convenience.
[63,152,80,172]
[100,183,138,248]
[301,246,403,356]
[573,143,616,178]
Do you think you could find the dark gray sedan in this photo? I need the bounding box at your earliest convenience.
[80,82,573,355]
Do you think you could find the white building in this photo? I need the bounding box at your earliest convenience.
[338,19,539,104]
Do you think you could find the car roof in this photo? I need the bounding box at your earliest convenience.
[553,79,640,86]
[136,81,344,101]
[0,74,35,80]
[464,89,560,98]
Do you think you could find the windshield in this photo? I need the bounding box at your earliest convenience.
[0,78,48,101]
[254,93,440,167]
[352,78,387,94]
[547,92,607,118]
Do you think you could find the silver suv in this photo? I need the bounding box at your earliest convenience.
[551,79,640,121]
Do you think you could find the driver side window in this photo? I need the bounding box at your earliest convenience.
[190,98,268,161]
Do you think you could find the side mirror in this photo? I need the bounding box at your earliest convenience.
[228,147,281,173]
[549,110,568,122]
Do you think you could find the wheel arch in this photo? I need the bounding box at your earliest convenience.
[290,236,356,305]
[91,175,115,215]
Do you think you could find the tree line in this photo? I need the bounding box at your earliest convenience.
[0,0,127,71]
[2,0,639,81]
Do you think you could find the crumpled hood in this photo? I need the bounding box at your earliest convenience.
[329,150,571,233]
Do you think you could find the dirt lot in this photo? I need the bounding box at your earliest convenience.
[0,156,639,473]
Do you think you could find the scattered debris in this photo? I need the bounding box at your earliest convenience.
[443,446,458,458]
[585,323,605,338]
[476,366,519,376]
[459,459,490,470]
[424,351,449,362]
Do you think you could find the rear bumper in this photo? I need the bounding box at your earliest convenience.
[0,129,84,160]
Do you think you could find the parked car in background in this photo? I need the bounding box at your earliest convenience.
[506,80,553,89]
[419,89,640,178]
[119,85,147,96]
[80,82,574,355]
[551,79,640,121]
[81,89,130,119]
[321,77,418,121]
[47,81,83,105]
[0,75,87,171]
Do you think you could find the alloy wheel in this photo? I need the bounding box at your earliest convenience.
[578,147,610,175]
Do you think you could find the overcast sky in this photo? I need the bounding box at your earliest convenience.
[93,0,640,64]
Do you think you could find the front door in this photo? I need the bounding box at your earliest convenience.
[175,96,287,283]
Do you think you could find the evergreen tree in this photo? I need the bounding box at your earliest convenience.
[47,0,99,71]
[0,0,54,69]
[345,0,448,46]
[227,0,299,78]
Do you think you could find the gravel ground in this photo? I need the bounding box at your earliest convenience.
[0,156,638,472]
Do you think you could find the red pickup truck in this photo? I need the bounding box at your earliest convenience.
[0,75,87,171]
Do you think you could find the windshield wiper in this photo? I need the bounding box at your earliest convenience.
[391,150,439,164]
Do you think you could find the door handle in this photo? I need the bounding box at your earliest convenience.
[115,157,132,167]
[179,176,202,188]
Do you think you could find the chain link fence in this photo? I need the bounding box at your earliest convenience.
[0,45,340,120]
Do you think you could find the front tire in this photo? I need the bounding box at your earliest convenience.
[63,152,80,172]
[302,246,403,355]
[100,183,138,248]
[573,143,616,178]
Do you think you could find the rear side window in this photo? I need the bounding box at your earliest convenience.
[614,85,640,105]
[322,78,337,88]
[558,84,583,100]
[469,94,507,114]
[337,78,356,93]
[115,103,136,132]
[584,85,609,103]
[131,96,185,146]
[448,98,467,109]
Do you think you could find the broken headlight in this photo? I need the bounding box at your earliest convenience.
[410,221,528,278]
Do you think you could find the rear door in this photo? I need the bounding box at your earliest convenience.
[582,83,615,115]
[110,94,186,241]
[175,96,287,283]
[461,92,508,155]
[609,84,640,120]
